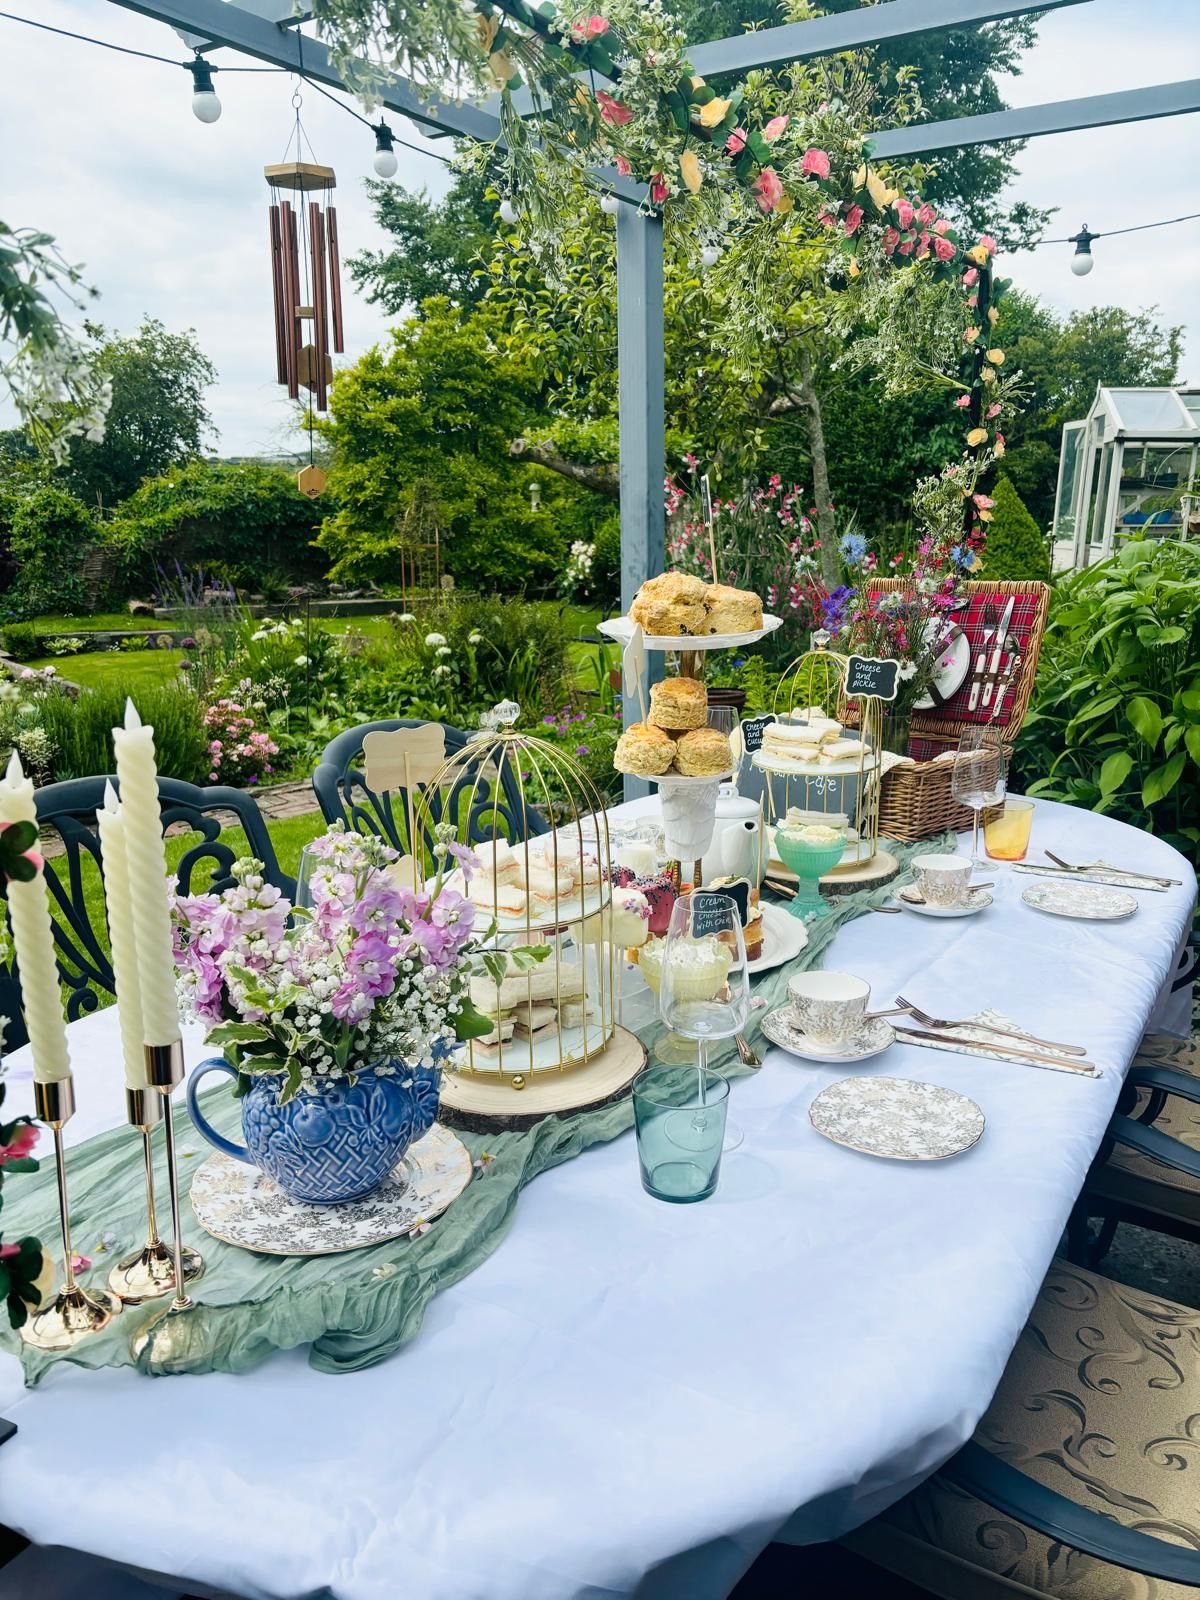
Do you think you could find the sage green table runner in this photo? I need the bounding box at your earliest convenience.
[3,838,946,1385]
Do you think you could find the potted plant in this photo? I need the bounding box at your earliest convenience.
[176,825,540,1204]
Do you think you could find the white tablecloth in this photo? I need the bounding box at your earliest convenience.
[0,798,1193,1600]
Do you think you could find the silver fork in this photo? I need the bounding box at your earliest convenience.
[878,994,1088,1057]
[1044,850,1180,888]
[967,601,998,713]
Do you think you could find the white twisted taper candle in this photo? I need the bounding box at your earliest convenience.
[111,701,180,1049]
[96,782,148,1091]
[0,752,71,1083]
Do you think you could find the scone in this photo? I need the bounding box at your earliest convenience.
[673,726,732,777]
[636,572,708,606]
[629,596,708,636]
[613,722,676,777]
[648,676,707,732]
[702,583,763,635]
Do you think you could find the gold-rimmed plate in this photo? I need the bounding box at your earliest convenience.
[808,1076,984,1161]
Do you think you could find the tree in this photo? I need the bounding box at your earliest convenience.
[56,318,216,509]
[979,475,1048,580]
[5,484,98,616]
[348,167,498,315]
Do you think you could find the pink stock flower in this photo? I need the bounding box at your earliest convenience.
[882,225,900,255]
[962,266,979,287]
[753,166,784,212]
[596,91,632,126]
[933,235,956,261]
[843,203,863,235]
[763,115,789,142]
[800,147,830,179]
[726,127,747,155]
[895,198,914,229]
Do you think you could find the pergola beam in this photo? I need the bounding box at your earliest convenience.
[872,78,1200,156]
[108,0,504,142]
[687,0,1088,77]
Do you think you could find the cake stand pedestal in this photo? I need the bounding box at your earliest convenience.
[439,1026,647,1132]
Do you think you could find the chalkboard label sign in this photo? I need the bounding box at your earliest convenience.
[690,891,737,939]
[844,655,901,701]
[701,877,751,925]
[739,713,777,753]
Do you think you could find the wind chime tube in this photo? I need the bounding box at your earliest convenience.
[309,199,329,412]
[326,207,344,354]
[280,200,301,401]
[268,205,287,385]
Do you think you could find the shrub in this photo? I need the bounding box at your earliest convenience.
[43,637,85,657]
[979,476,1050,581]
[202,699,279,787]
[37,681,209,785]
[1015,539,1200,863]
[0,623,43,662]
[5,486,98,617]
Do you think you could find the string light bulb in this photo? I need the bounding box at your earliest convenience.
[1069,225,1095,276]
[700,244,722,268]
[188,57,221,123]
[499,197,519,225]
[372,122,398,178]
[600,192,620,215]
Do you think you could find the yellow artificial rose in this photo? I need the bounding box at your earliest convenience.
[967,244,990,266]
[980,366,996,384]
[986,348,1006,364]
[852,163,866,189]
[963,326,981,343]
[847,256,861,277]
[679,149,702,195]
[698,97,731,128]
[995,435,1006,457]
[489,50,515,84]
[690,75,705,90]
[575,85,591,108]
[866,169,892,209]
[987,306,999,324]
[978,509,994,522]
[775,191,793,213]
[966,427,988,447]
[476,13,499,49]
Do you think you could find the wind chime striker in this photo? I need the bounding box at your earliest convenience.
[266,143,343,497]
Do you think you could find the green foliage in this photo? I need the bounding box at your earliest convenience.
[0,622,43,661]
[5,484,98,617]
[979,476,1048,582]
[315,299,582,593]
[106,460,327,591]
[348,169,497,313]
[55,318,216,509]
[1014,540,1200,863]
[35,681,208,785]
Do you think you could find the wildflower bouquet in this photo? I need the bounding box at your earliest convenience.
[171,826,528,1103]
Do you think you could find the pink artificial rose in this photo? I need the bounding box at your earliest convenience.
[967,293,978,307]
[962,266,979,286]
[916,229,930,257]
[753,166,784,212]
[986,402,1001,419]
[818,212,835,228]
[898,238,914,255]
[0,1123,39,1165]
[0,1243,19,1260]
[800,147,831,179]
[843,203,863,235]
[933,217,951,235]
[726,126,747,155]
[954,394,971,408]
[917,201,936,226]
[763,115,789,142]
[895,198,914,230]
[597,91,632,126]
[650,172,669,204]
[978,234,997,255]
[615,155,632,177]
[933,235,956,261]
[882,225,900,255]
[973,494,995,510]
[587,14,609,35]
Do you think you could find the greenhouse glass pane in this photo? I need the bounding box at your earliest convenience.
[1106,389,1192,431]
[1053,421,1087,540]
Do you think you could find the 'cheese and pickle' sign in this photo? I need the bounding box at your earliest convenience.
[844,655,901,702]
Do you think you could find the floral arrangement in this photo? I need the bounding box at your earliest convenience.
[171,826,536,1103]
[202,698,279,787]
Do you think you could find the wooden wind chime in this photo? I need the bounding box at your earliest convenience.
[266,154,344,497]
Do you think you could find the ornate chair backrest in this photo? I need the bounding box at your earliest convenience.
[312,718,550,859]
[0,776,293,1053]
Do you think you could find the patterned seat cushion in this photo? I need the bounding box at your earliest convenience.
[1089,1034,1200,1229]
[844,1260,1200,1599]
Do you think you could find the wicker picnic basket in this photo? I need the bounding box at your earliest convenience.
[872,578,1051,843]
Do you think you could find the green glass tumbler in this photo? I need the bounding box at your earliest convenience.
[633,1064,730,1204]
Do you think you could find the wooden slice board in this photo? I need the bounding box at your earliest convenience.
[821,847,900,893]
[439,1025,647,1132]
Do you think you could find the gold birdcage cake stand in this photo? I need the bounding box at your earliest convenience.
[412,702,646,1130]
[753,645,899,890]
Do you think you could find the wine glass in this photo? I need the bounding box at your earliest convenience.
[952,729,1007,865]
[658,893,749,1152]
[707,705,743,786]
[294,841,319,909]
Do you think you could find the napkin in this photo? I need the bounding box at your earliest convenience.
[895,1007,1096,1076]
[1011,864,1167,893]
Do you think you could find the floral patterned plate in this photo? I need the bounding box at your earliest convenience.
[808,1076,985,1161]
[762,1007,894,1063]
[1020,882,1138,922]
[190,1123,473,1256]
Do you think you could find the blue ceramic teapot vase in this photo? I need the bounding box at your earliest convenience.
[187,1055,442,1205]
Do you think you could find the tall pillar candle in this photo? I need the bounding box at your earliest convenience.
[111,701,180,1048]
[0,753,71,1083]
[96,783,148,1091]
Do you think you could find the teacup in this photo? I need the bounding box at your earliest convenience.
[787,970,871,1047]
[911,853,974,908]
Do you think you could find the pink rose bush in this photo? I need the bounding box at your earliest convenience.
[171,827,535,1102]
[203,699,278,788]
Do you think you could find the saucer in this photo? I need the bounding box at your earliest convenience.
[809,1076,985,1161]
[894,885,993,919]
[1020,882,1138,922]
[761,1007,895,1063]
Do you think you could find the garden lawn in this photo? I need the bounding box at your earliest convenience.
[61,810,326,1014]
[30,651,183,691]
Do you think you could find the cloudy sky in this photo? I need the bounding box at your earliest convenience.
[2,0,1197,456]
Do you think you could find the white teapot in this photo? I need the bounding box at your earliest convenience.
[699,783,765,889]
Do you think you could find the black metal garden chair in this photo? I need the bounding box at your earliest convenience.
[0,776,293,1052]
[312,718,548,858]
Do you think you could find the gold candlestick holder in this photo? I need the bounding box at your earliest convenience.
[21,1079,121,1351]
[108,1086,203,1305]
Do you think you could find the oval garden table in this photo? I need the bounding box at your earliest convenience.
[0,798,1194,1600]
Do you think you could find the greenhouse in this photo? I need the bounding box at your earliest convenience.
[1052,384,1200,571]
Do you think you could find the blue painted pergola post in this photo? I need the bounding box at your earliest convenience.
[615,205,665,800]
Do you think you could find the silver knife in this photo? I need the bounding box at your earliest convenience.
[967,612,997,713]
[982,595,1015,708]
[893,1025,1097,1075]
